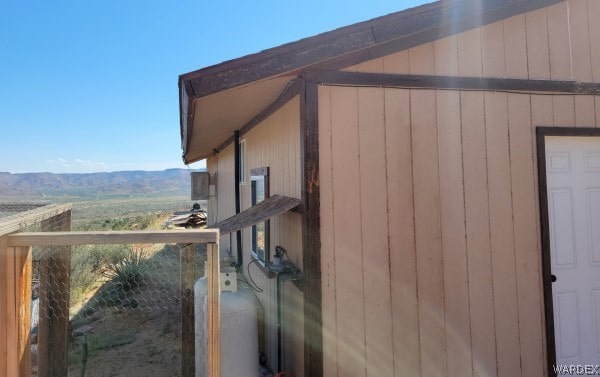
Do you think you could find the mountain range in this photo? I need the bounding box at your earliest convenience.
[0,169,197,198]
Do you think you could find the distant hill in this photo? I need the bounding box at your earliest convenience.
[0,169,199,198]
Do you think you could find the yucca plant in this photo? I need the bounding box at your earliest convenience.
[103,248,148,291]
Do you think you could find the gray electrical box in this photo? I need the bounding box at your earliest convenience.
[191,171,209,200]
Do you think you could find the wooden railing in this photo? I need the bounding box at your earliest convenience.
[0,205,220,377]
[0,204,73,377]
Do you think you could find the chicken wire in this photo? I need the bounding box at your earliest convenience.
[0,202,49,219]
[32,243,207,377]
[1,204,214,377]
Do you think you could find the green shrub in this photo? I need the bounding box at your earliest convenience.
[70,245,131,304]
[103,248,148,291]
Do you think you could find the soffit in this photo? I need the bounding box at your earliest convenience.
[185,75,294,162]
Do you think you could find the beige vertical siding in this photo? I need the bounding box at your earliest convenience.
[330,85,366,377]
[320,3,600,377]
[242,96,302,376]
[384,51,423,377]
[346,1,600,84]
[207,97,303,375]
[207,145,235,254]
[319,89,600,377]
[435,34,472,377]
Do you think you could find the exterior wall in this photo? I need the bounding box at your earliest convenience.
[206,97,303,375]
[207,145,235,254]
[345,0,600,84]
[320,2,600,377]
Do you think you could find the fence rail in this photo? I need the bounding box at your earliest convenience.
[0,204,72,235]
[7,229,219,246]
[1,205,220,377]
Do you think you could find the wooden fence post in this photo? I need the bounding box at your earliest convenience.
[1,235,18,377]
[207,242,220,377]
[17,245,32,377]
[38,211,71,377]
[0,235,7,377]
[0,242,33,377]
[181,244,196,377]
[181,241,220,377]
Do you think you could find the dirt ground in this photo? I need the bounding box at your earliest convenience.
[65,245,197,377]
[68,306,182,377]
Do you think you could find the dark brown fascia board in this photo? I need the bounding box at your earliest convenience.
[179,0,562,99]
[305,69,600,95]
[181,80,196,163]
[177,0,438,90]
[301,79,323,377]
[184,79,302,164]
[179,80,184,150]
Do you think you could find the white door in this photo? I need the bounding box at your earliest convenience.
[547,136,600,365]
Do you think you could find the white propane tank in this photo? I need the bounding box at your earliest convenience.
[195,275,258,377]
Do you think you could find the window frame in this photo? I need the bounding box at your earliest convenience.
[250,167,270,265]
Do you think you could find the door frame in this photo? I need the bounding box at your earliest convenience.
[536,126,600,376]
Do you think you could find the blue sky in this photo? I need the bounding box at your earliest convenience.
[0,0,430,174]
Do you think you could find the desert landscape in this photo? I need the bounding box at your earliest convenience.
[2,169,207,376]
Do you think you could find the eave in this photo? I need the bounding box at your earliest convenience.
[178,0,564,164]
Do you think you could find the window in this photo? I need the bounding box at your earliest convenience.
[239,139,247,184]
[251,167,269,264]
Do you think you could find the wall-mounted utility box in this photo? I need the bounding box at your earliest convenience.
[191,171,209,200]
[221,270,237,293]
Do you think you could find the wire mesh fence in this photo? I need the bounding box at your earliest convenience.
[1,203,219,377]
[0,202,50,219]
[33,243,206,377]
[35,242,210,375]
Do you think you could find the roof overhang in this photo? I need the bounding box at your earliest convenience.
[181,75,296,163]
[178,0,564,163]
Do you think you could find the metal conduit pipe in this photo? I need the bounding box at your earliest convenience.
[268,246,302,374]
[234,130,243,270]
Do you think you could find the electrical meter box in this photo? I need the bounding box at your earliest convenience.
[191,171,209,200]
